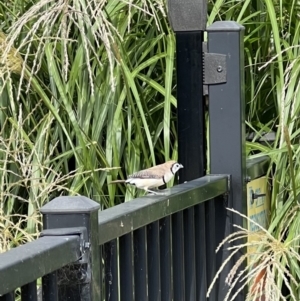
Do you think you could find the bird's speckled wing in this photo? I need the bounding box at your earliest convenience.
[128,170,162,179]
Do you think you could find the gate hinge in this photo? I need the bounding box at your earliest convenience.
[203,42,227,96]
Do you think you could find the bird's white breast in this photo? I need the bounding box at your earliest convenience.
[163,170,175,184]
[125,178,165,189]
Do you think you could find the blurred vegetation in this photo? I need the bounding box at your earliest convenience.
[1,0,300,298]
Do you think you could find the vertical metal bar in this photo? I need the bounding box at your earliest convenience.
[42,271,58,301]
[214,194,230,292]
[159,217,172,301]
[205,199,216,301]
[0,292,14,301]
[168,2,207,300]
[172,212,185,301]
[104,240,119,301]
[175,29,206,301]
[183,208,196,301]
[194,203,207,300]
[147,221,161,301]
[119,233,133,301]
[133,227,148,301]
[21,281,37,301]
[99,245,103,301]
[176,32,206,182]
[208,21,246,301]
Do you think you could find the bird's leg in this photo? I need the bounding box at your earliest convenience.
[145,188,158,195]
[145,188,165,195]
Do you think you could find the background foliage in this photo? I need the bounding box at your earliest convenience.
[0,0,176,249]
[1,0,300,299]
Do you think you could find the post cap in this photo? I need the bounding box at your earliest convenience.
[168,0,207,32]
[207,21,245,32]
[40,196,100,214]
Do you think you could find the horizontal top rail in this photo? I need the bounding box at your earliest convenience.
[246,156,270,181]
[0,235,81,296]
[98,174,229,244]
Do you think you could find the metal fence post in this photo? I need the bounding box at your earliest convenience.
[168,2,207,180]
[208,21,246,301]
[40,196,100,301]
[168,1,207,301]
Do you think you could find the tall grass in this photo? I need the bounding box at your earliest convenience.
[1,0,300,298]
[0,0,177,250]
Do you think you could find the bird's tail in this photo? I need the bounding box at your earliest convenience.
[109,180,126,184]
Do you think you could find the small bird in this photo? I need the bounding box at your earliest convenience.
[109,160,184,194]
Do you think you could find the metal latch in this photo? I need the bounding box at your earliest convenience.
[203,42,227,96]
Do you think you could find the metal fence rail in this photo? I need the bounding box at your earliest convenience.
[246,156,270,180]
[97,175,228,243]
[0,157,269,301]
[98,175,229,301]
[0,234,82,300]
[0,175,230,301]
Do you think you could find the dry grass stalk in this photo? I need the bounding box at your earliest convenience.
[207,207,300,301]
[0,103,119,252]
[0,0,166,98]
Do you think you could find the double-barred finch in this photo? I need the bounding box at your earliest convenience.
[109,160,184,194]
